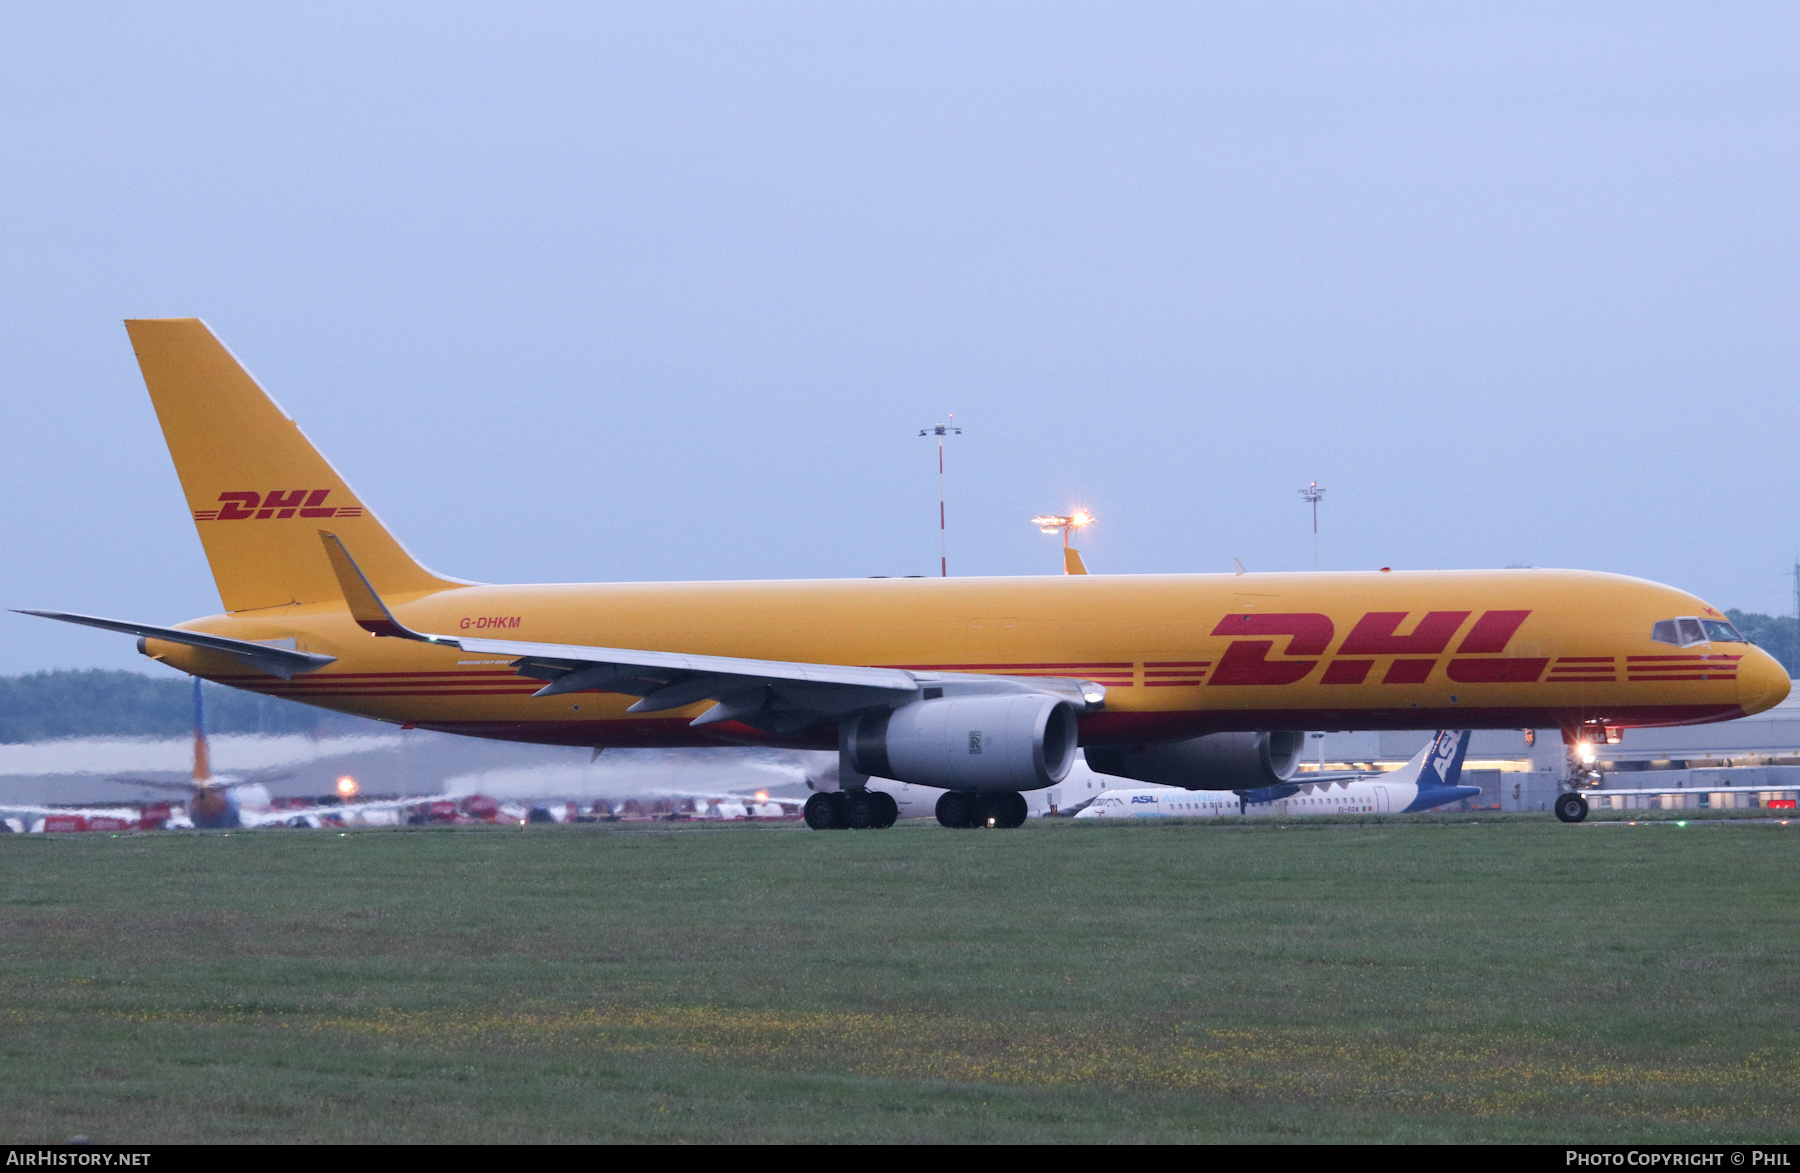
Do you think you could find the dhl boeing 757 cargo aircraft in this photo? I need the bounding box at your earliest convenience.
[20,320,1791,830]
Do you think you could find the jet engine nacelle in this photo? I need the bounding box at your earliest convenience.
[1085,730,1306,791]
[845,694,1079,792]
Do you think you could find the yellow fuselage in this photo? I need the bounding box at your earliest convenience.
[143,568,1789,750]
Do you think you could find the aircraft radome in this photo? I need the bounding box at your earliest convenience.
[19,320,1790,832]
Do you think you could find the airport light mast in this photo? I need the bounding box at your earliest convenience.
[1031,510,1095,575]
[919,418,961,576]
[1298,481,1326,571]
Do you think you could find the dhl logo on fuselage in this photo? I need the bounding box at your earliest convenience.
[1210,609,1548,686]
[192,490,364,522]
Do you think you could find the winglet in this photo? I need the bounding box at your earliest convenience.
[319,531,434,641]
[1063,548,1088,575]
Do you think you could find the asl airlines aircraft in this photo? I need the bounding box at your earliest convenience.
[18,321,1791,832]
[1076,730,1478,819]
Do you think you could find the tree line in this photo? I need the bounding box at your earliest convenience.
[0,669,377,743]
[1725,610,1800,677]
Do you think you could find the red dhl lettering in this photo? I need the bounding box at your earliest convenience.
[1207,613,1333,685]
[195,489,357,521]
[459,616,523,630]
[1206,609,1541,686]
[1339,611,1470,655]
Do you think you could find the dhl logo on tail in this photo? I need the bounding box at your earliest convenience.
[193,489,364,522]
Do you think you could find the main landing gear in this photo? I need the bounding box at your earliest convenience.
[935,791,1027,829]
[804,789,898,830]
[1555,792,1590,823]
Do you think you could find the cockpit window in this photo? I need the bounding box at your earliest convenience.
[1702,620,1744,643]
[1653,616,1744,647]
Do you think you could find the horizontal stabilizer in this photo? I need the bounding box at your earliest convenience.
[14,610,336,679]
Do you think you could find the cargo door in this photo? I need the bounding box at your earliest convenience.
[1374,786,1390,814]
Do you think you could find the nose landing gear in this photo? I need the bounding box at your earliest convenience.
[935,791,1028,829]
[1555,792,1590,823]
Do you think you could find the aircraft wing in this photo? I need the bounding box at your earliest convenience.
[14,610,336,679]
[1289,769,1379,783]
[321,533,1105,735]
[0,802,141,818]
[105,775,291,794]
[105,777,205,794]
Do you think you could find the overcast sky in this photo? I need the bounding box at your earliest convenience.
[3,3,1796,675]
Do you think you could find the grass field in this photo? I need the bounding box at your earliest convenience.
[2,814,1797,1144]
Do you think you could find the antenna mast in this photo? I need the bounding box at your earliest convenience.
[919,417,961,576]
[1298,481,1326,571]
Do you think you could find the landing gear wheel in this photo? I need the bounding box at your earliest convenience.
[1555,792,1589,824]
[976,792,1028,828]
[869,790,898,828]
[845,789,882,829]
[936,791,976,828]
[804,792,849,830]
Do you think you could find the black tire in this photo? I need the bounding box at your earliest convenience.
[975,792,1028,829]
[1555,792,1589,824]
[870,790,899,828]
[845,789,880,830]
[804,792,847,830]
[936,791,975,828]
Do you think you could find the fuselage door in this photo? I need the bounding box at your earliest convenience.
[1374,785,1390,814]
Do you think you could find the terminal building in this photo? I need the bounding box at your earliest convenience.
[1303,689,1800,812]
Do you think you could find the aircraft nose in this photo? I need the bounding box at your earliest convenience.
[1738,646,1791,715]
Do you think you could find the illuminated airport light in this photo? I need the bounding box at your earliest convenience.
[1032,510,1095,541]
[336,775,359,798]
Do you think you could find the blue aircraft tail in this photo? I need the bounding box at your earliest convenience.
[1419,729,1470,788]
[1406,730,1479,811]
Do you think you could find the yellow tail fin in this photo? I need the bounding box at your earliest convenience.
[125,318,465,612]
